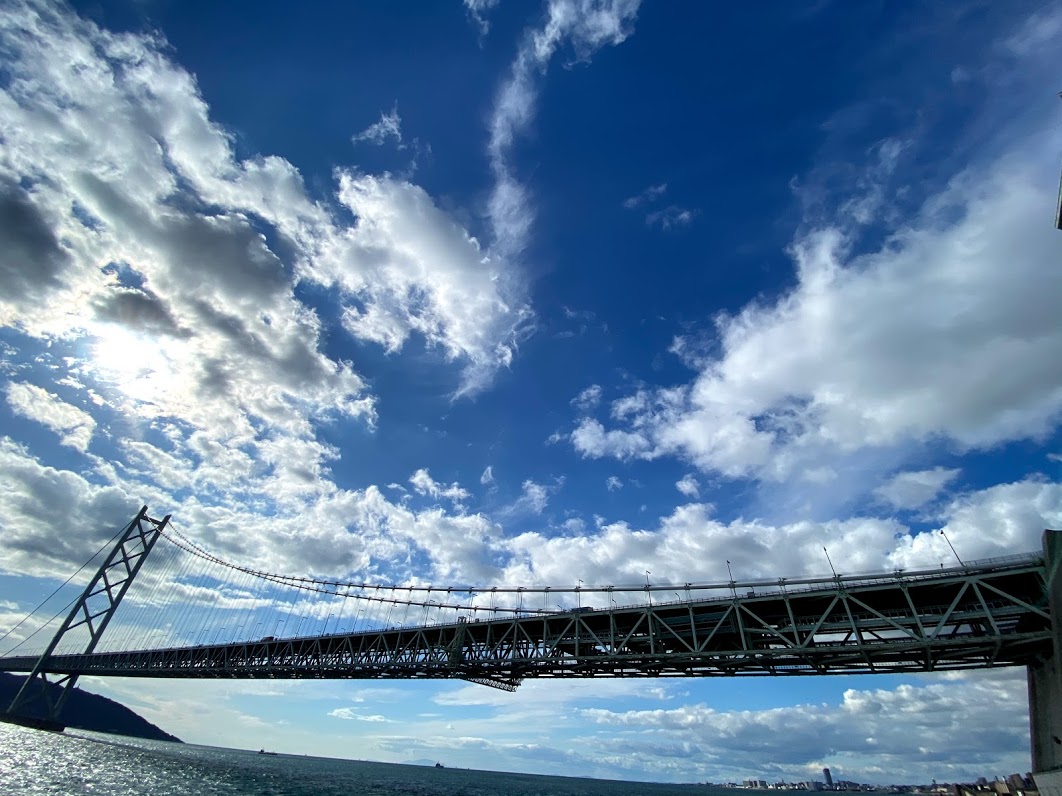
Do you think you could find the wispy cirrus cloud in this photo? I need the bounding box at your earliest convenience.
[464,0,501,36]
[622,182,667,209]
[487,0,641,259]
[352,105,403,146]
[645,205,698,230]
[622,181,697,230]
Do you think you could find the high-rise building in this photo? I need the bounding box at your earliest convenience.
[824,769,833,789]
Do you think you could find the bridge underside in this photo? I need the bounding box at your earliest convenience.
[1,559,1050,682]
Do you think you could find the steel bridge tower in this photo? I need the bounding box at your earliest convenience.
[2,507,169,731]
[1030,529,1062,774]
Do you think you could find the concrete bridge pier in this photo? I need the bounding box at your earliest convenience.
[1030,529,1062,777]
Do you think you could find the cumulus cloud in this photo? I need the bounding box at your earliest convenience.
[568,141,1062,482]
[0,0,527,471]
[363,670,1031,784]
[580,670,1030,784]
[6,382,97,452]
[0,0,538,584]
[0,438,135,578]
[675,474,699,498]
[887,477,1062,570]
[0,432,506,588]
[605,475,623,491]
[497,476,1061,592]
[875,467,961,510]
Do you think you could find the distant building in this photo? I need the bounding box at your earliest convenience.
[825,770,834,789]
[806,783,824,792]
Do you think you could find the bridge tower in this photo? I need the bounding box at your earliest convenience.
[1030,529,1062,776]
[3,506,169,731]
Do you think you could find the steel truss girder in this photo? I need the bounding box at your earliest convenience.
[0,557,1050,685]
[5,507,169,722]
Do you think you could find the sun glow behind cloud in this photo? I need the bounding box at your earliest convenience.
[89,325,173,398]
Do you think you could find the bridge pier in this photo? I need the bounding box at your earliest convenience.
[1030,529,1062,776]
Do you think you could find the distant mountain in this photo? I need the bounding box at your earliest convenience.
[0,672,181,743]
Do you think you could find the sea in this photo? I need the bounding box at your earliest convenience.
[0,722,727,796]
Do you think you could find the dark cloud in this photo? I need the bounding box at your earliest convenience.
[0,178,69,303]
[91,288,189,337]
[0,439,135,576]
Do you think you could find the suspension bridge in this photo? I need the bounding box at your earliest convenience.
[1,508,1060,774]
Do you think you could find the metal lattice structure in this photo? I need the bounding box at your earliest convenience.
[0,552,1050,683]
[5,507,169,725]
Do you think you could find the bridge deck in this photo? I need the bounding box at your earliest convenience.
[0,557,1050,683]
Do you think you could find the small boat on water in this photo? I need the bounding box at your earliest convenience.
[258,749,278,756]
[435,762,444,768]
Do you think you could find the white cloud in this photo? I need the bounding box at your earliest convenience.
[499,475,1061,592]
[887,477,1062,570]
[645,205,697,230]
[0,433,510,587]
[328,707,390,722]
[480,465,495,485]
[464,0,500,36]
[579,670,1030,784]
[605,475,623,491]
[0,0,541,587]
[352,105,403,146]
[323,172,530,396]
[567,139,1062,482]
[571,417,652,459]
[622,182,667,209]
[0,437,134,579]
[6,382,97,452]
[675,474,699,498]
[875,467,961,510]
[507,479,553,515]
[487,0,641,258]
[570,384,602,412]
[0,0,527,475]
[622,183,696,229]
[409,468,471,505]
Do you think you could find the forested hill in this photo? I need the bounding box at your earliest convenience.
[0,673,182,743]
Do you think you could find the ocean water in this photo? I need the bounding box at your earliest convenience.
[0,722,723,795]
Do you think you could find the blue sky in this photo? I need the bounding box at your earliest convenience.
[1,0,1061,784]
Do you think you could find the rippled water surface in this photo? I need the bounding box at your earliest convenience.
[0,722,721,795]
